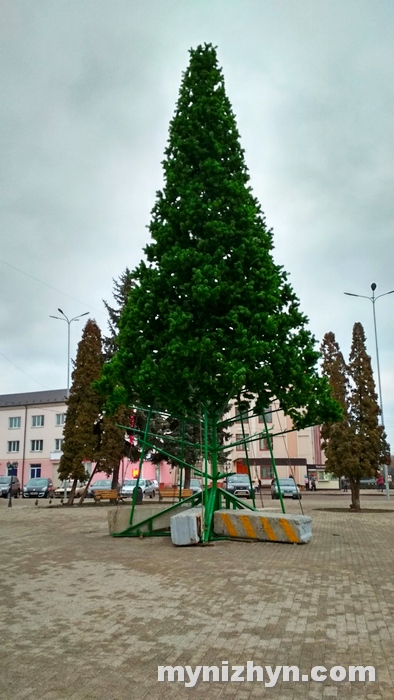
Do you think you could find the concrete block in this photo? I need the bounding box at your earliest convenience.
[108,502,189,536]
[213,509,312,544]
[170,507,202,546]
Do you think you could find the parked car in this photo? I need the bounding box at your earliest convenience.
[87,479,115,498]
[271,478,301,500]
[224,474,254,498]
[176,478,202,495]
[0,475,21,499]
[54,480,86,498]
[121,479,156,499]
[23,478,55,499]
[189,478,202,494]
[359,478,377,489]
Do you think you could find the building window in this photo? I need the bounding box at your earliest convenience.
[82,461,92,475]
[55,438,64,451]
[235,412,248,423]
[31,440,43,452]
[261,465,274,479]
[56,413,66,426]
[235,434,249,451]
[9,417,21,429]
[32,415,44,428]
[258,406,273,424]
[259,436,273,451]
[30,464,41,478]
[7,441,20,452]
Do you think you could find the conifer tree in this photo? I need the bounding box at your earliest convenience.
[59,320,103,499]
[59,320,129,502]
[99,44,340,431]
[348,322,390,508]
[320,332,357,499]
[103,268,135,360]
[320,325,390,511]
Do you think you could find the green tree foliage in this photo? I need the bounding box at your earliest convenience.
[348,323,391,496]
[320,332,356,491]
[59,319,129,501]
[59,320,103,491]
[147,413,230,488]
[103,268,135,360]
[102,268,172,472]
[98,407,129,489]
[320,324,390,511]
[99,43,340,430]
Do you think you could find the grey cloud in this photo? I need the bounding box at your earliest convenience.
[1,0,394,441]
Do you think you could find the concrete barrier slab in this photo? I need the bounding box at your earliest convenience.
[170,508,202,546]
[108,502,189,535]
[213,509,312,544]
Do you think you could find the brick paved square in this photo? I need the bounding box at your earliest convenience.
[1,492,394,699]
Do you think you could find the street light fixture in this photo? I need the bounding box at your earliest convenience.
[344,283,394,500]
[50,309,90,397]
[50,309,89,504]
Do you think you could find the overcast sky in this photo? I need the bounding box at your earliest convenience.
[1,0,394,445]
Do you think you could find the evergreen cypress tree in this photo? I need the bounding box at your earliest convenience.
[320,332,357,497]
[348,322,390,508]
[321,325,391,511]
[59,319,129,502]
[99,44,339,429]
[59,320,103,496]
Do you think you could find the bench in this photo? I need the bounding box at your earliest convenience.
[94,489,123,504]
[159,488,194,501]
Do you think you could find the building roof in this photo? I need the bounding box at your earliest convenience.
[0,389,68,408]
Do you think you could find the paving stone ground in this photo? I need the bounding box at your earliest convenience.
[1,491,394,699]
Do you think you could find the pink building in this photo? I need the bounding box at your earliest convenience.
[0,389,331,489]
[0,390,175,487]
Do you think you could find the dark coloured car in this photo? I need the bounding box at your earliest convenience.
[23,478,55,499]
[359,479,377,489]
[271,478,301,500]
[176,478,202,495]
[224,474,254,498]
[87,479,114,498]
[0,475,21,499]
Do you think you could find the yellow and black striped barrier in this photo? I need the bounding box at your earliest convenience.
[214,510,312,544]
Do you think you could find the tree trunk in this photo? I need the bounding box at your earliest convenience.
[349,478,361,512]
[111,463,120,490]
[67,477,78,506]
[183,465,191,489]
[78,466,99,506]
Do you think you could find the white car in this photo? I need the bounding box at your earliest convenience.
[55,480,86,498]
[121,479,156,498]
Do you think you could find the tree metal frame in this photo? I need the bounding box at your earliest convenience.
[112,402,298,542]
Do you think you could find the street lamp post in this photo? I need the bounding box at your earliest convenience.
[344,283,394,500]
[50,309,89,503]
[50,309,90,397]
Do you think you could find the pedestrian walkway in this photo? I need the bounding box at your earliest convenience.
[1,493,394,699]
